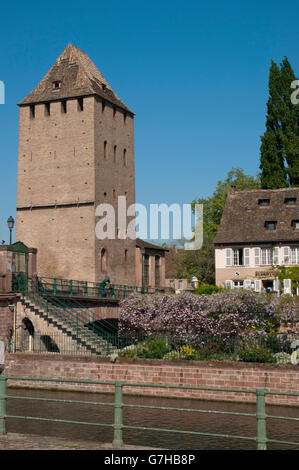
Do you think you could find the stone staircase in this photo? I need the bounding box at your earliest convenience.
[21,292,117,356]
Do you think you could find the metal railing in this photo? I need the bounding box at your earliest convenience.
[0,375,299,449]
[12,274,162,300]
[12,328,299,364]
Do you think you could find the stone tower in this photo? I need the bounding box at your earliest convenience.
[16,44,136,285]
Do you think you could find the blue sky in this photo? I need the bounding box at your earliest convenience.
[1,0,299,243]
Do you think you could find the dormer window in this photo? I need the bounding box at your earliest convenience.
[285,197,296,205]
[52,81,62,90]
[259,199,270,206]
[265,221,277,231]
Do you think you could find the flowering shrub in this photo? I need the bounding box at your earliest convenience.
[119,290,297,342]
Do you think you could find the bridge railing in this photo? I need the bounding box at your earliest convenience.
[1,375,299,449]
[16,276,163,300]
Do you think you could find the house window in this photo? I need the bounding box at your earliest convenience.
[265,221,277,231]
[144,254,149,286]
[233,248,243,266]
[291,247,299,265]
[170,280,175,289]
[178,280,183,290]
[155,256,160,287]
[292,220,299,230]
[258,199,270,206]
[233,280,244,289]
[261,248,273,265]
[78,98,84,111]
[285,198,296,205]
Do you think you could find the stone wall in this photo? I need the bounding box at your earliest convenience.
[3,354,299,406]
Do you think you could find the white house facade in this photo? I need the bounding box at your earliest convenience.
[214,187,299,295]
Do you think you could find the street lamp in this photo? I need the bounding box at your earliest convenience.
[7,216,15,245]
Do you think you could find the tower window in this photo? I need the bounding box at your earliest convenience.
[124,112,127,124]
[30,105,35,119]
[113,145,117,163]
[102,101,105,113]
[104,141,107,159]
[123,149,127,167]
[45,103,50,116]
[78,98,84,111]
[100,248,107,272]
[61,100,67,113]
[52,81,62,90]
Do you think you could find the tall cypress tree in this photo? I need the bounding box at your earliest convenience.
[280,57,299,187]
[260,58,299,188]
[260,61,288,188]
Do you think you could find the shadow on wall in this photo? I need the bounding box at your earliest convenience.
[40,335,60,353]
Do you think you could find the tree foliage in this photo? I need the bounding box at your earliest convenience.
[175,168,260,284]
[260,57,299,188]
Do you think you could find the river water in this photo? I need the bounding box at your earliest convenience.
[5,388,299,450]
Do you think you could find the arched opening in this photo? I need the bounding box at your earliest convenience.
[101,248,107,272]
[22,318,34,352]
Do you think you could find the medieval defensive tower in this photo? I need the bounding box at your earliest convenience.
[16,44,136,285]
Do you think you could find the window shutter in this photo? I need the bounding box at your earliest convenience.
[244,280,251,289]
[273,279,281,292]
[244,248,250,266]
[284,279,292,295]
[283,247,290,265]
[226,249,232,267]
[291,247,297,265]
[225,280,233,290]
[254,279,261,292]
[254,248,260,266]
[273,247,279,265]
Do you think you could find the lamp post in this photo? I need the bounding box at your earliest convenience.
[7,216,15,245]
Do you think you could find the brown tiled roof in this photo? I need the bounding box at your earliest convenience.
[214,187,299,245]
[136,239,169,251]
[18,44,133,114]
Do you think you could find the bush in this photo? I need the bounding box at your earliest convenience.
[194,284,224,295]
[120,337,171,359]
[238,345,275,363]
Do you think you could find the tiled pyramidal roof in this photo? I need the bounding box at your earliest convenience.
[18,43,133,113]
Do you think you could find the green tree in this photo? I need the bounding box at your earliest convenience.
[178,168,261,284]
[260,57,299,188]
[280,57,299,187]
